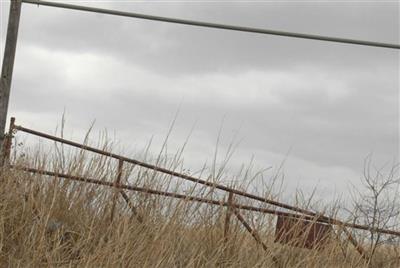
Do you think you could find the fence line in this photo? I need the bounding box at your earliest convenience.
[6,118,400,237]
[13,124,330,219]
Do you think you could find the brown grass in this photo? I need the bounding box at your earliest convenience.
[0,138,399,267]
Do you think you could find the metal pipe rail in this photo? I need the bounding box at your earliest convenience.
[13,124,330,220]
[12,165,318,220]
[22,0,400,50]
[11,123,400,237]
[11,164,400,237]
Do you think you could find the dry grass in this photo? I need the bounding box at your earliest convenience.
[0,137,399,267]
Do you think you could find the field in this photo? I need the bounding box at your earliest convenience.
[0,131,399,268]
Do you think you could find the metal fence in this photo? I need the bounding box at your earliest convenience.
[3,117,400,258]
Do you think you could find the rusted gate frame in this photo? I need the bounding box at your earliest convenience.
[3,120,397,261]
[0,119,395,260]
[5,122,392,261]
[9,121,400,237]
[11,124,327,218]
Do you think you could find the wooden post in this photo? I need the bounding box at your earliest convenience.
[223,192,234,243]
[0,0,22,155]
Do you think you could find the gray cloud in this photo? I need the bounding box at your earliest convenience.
[1,0,399,201]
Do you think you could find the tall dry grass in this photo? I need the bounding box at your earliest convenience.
[0,130,399,267]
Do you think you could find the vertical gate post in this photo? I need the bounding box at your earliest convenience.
[0,0,22,155]
[223,192,234,243]
[111,158,143,223]
[110,158,124,222]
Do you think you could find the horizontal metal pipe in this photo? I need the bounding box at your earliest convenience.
[12,164,400,237]
[12,165,317,220]
[13,125,332,221]
[22,0,400,50]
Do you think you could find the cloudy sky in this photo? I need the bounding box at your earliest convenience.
[1,0,399,202]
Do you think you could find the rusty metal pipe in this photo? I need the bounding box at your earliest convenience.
[11,164,400,237]
[11,165,324,221]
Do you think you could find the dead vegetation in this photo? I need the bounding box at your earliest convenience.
[1,129,400,267]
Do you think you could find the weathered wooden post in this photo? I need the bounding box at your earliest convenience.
[0,0,22,160]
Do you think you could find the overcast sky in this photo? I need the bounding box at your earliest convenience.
[1,0,399,202]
